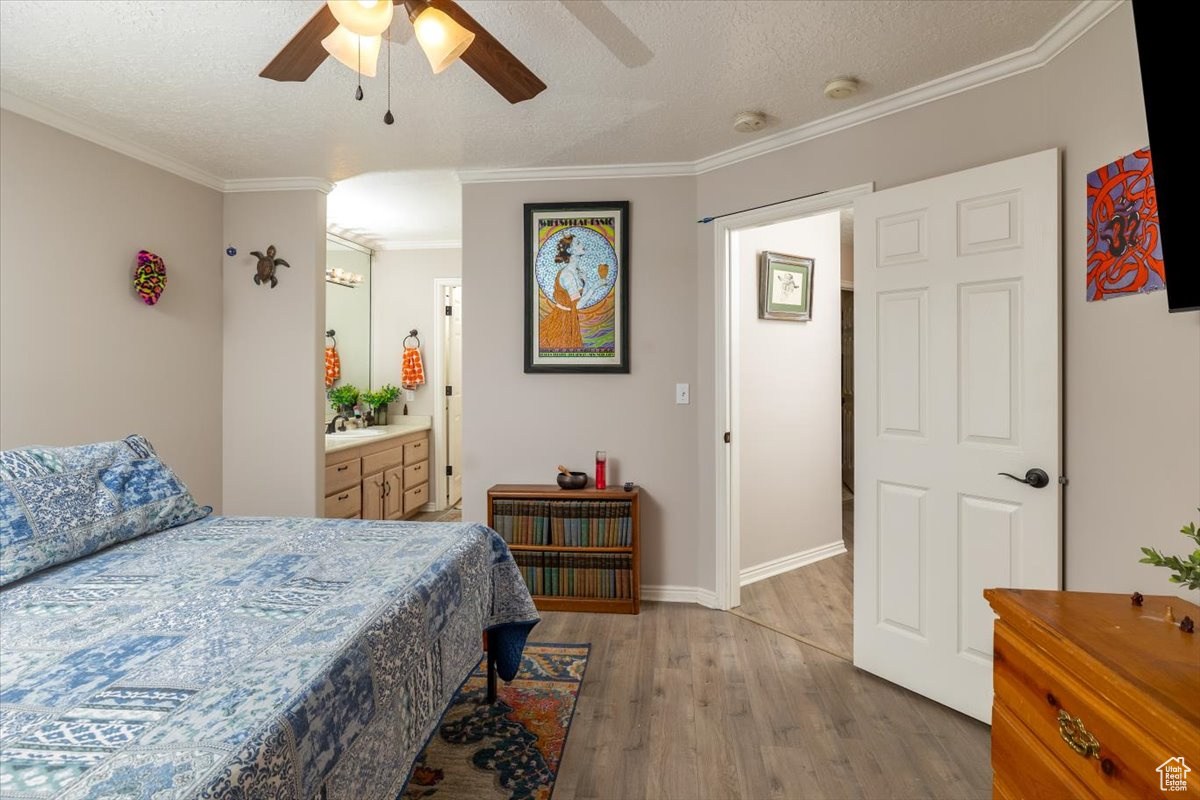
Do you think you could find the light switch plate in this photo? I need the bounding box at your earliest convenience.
[676,383,690,404]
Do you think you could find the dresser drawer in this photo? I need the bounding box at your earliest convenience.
[993,620,1188,799]
[325,457,361,494]
[992,702,1094,800]
[403,482,428,514]
[403,461,427,489]
[362,445,404,476]
[324,485,361,519]
[403,437,428,466]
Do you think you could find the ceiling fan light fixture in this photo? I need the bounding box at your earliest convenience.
[321,25,382,77]
[327,0,394,37]
[410,6,475,74]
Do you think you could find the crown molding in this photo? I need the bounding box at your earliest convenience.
[326,227,379,252]
[0,89,226,191]
[224,177,336,194]
[457,0,1121,184]
[692,0,1121,175]
[377,239,462,251]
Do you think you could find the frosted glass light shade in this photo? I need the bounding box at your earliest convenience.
[321,25,382,77]
[412,7,475,74]
[327,0,393,37]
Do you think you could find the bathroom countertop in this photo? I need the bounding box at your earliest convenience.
[324,417,432,455]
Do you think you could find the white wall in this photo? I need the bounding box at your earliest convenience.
[222,190,327,516]
[738,212,844,572]
[371,248,461,416]
[0,110,224,508]
[371,247,462,493]
[461,178,698,588]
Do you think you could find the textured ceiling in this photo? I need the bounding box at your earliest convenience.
[326,170,462,246]
[0,0,1079,181]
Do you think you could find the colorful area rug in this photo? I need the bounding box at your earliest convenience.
[401,642,590,800]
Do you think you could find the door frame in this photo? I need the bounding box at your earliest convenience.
[712,183,873,610]
[430,276,462,511]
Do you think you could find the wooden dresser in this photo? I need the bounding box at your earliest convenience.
[324,428,430,520]
[986,589,1199,799]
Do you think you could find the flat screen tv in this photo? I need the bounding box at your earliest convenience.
[1133,1,1196,311]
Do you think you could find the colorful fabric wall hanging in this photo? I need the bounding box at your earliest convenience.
[134,250,167,305]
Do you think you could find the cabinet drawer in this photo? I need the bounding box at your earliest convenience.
[993,621,1190,798]
[403,482,428,514]
[403,461,427,489]
[362,445,404,476]
[992,702,1094,800]
[403,437,428,466]
[324,485,361,519]
[325,457,361,494]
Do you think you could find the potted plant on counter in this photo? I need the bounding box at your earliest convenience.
[327,384,360,417]
[362,384,401,425]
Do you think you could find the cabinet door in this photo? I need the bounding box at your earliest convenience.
[362,473,386,520]
[384,467,405,519]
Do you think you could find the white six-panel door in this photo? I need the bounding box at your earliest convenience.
[852,149,1061,723]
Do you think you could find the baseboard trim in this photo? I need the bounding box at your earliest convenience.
[641,585,720,608]
[740,540,847,587]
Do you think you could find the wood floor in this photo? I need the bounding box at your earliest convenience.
[536,600,991,800]
[735,498,855,659]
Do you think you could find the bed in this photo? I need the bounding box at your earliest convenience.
[0,438,539,800]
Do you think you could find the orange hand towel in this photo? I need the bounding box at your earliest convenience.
[402,347,425,389]
[324,346,341,389]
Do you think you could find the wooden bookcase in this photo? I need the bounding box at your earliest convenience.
[487,484,640,614]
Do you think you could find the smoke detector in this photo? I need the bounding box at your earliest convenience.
[823,77,860,100]
[733,111,768,133]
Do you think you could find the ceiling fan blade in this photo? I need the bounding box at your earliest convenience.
[414,0,547,104]
[260,4,339,82]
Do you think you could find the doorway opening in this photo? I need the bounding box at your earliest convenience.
[711,183,871,621]
[721,205,859,659]
[430,277,463,518]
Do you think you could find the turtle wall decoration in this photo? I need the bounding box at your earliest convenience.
[250,245,290,288]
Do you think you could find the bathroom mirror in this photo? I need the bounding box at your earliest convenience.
[325,235,372,393]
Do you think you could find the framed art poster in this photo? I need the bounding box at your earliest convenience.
[1086,147,1164,302]
[759,251,813,321]
[524,201,630,373]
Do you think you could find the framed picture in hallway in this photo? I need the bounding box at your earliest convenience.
[524,201,630,373]
[759,251,813,321]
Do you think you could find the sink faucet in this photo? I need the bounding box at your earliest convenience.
[325,415,349,434]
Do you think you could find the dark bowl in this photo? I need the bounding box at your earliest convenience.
[556,471,588,489]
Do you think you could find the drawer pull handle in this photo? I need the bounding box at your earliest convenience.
[337,493,349,501]
[337,465,349,472]
[1057,709,1101,759]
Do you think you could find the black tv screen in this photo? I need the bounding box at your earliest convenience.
[1133,1,1196,311]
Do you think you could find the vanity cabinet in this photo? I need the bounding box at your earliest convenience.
[323,428,431,520]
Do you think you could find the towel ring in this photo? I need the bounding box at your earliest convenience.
[403,329,420,348]
[325,329,337,347]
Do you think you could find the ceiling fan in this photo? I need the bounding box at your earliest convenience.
[260,0,546,105]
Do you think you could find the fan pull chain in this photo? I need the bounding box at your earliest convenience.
[355,35,364,101]
[384,22,394,125]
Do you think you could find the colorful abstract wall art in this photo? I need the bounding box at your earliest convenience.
[1086,147,1164,302]
[524,202,630,373]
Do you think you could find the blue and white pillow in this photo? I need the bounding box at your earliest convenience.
[0,435,210,586]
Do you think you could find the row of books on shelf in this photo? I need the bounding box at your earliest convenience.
[513,551,634,599]
[492,499,633,547]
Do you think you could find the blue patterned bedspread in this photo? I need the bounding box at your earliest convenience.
[0,517,539,799]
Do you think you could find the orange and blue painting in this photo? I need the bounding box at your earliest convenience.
[526,203,628,372]
[1086,147,1164,302]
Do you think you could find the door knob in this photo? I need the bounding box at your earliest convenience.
[998,468,1050,489]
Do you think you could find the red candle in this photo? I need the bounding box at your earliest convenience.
[595,450,607,490]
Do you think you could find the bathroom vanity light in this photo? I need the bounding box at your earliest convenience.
[325,267,365,287]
